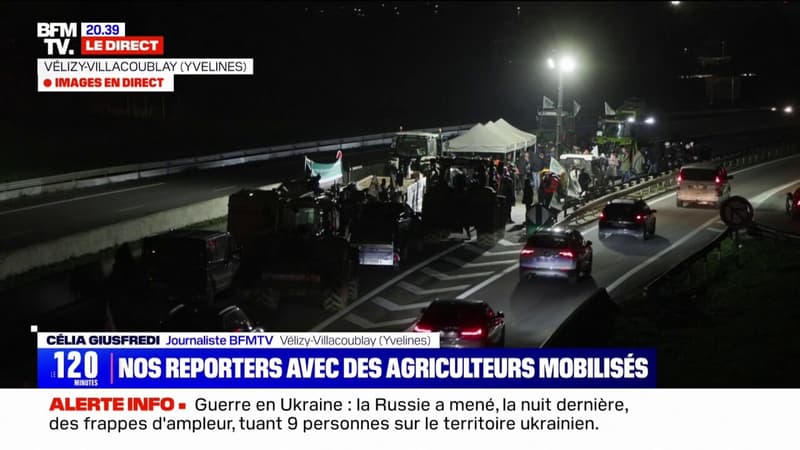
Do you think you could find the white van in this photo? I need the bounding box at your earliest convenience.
[676,162,733,207]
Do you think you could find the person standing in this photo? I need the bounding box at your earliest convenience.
[522,176,534,211]
[531,150,546,199]
[500,168,515,223]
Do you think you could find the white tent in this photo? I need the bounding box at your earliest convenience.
[493,118,536,146]
[444,123,518,155]
[484,121,527,150]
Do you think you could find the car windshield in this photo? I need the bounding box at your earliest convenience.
[681,168,717,181]
[528,234,569,248]
[604,203,639,219]
[394,135,427,157]
[422,302,484,327]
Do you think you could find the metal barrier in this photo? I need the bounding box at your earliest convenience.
[642,228,733,299]
[0,124,474,201]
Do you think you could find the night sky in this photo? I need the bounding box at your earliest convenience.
[1,1,799,168]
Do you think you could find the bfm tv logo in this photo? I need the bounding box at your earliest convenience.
[37,22,77,56]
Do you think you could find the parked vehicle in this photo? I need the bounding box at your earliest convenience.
[350,201,423,269]
[160,304,262,332]
[142,230,240,304]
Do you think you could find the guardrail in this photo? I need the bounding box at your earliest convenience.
[642,228,733,299]
[555,141,800,228]
[0,124,474,202]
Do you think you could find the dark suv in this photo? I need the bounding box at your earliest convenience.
[599,198,657,240]
[142,230,240,304]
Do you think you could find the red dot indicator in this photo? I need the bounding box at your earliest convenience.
[179,403,186,410]
[43,79,52,87]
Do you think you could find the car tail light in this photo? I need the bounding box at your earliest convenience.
[796,200,800,207]
[413,324,432,332]
[460,327,483,337]
[715,175,721,184]
[635,214,645,222]
[559,250,575,258]
[677,172,682,184]
[520,247,535,256]
[599,211,606,221]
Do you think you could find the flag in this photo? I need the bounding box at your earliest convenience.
[604,102,616,116]
[543,96,555,110]
[573,100,582,117]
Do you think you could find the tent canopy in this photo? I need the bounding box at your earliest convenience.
[444,119,535,155]
[444,123,517,155]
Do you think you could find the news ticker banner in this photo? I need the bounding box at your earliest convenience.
[1,389,796,449]
[36,332,655,389]
[36,21,253,92]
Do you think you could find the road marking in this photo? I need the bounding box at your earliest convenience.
[213,185,238,192]
[397,281,471,296]
[0,182,166,216]
[498,239,517,246]
[344,313,416,330]
[310,243,465,331]
[706,227,727,233]
[606,215,721,294]
[372,297,430,312]
[750,178,800,207]
[116,204,145,213]
[421,267,493,280]
[443,256,517,268]
[464,244,521,256]
[455,263,519,299]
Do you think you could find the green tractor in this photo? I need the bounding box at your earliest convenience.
[593,98,647,155]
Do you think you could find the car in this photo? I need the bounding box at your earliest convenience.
[599,198,657,240]
[676,162,733,208]
[160,304,263,332]
[519,228,593,283]
[142,230,241,304]
[410,299,505,347]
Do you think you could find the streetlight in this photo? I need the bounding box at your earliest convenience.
[784,106,794,114]
[644,116,656,125]
[547,54,576,156]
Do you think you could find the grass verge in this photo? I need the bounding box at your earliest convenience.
[609,233,800,387]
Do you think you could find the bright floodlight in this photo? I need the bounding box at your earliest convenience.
[671,1,681,5]
[645,116,656,125]
[627,117,635,123]
[771,107,777,112]
[547,58,556,69]
[560,56,576,72]
[785,106,794,114]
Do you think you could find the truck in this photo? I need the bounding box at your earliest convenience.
[387,131,443,186]
[227,183,359,312]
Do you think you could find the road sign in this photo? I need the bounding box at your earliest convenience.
[720,196,754,230]
[526,203,552,226]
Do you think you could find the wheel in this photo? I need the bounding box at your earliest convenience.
[584,257,593,278]
[787,199,793,215]
[676,199,683,208]
[497,328,506,347]
[641,225,649,240]
[598,232,607,240]
[322,280,351,312]
[519,270,527,282]
[476,230,497,248]
[568,267,579,284]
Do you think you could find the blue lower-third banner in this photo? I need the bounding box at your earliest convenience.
[37,348,656,388]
